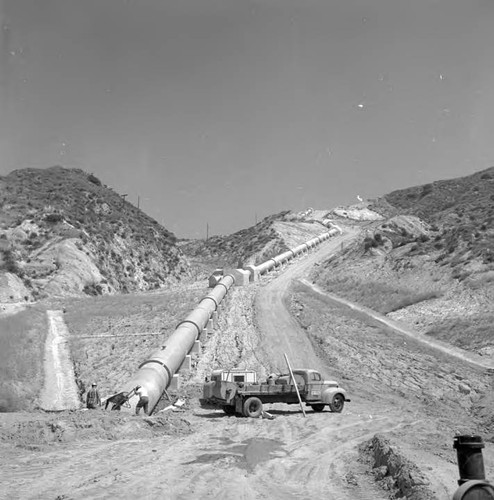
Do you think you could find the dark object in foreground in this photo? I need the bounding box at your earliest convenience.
[453,435,494,499]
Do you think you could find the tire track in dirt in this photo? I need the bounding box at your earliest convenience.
[39,310,80,411]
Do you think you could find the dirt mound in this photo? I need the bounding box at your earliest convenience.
[0,410,193,450]
[360,434,436,500]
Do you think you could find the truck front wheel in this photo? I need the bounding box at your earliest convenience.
[243,397,263,418]
[329,394,345,413]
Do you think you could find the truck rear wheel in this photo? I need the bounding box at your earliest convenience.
[243,397,263,418]
[329,394,344,413]
[311,404,325,412]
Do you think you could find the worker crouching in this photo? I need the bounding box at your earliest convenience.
[135,385,149,415]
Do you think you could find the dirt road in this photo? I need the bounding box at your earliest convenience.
[254,229,359,374]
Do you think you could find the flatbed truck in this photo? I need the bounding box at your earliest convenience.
[200,368,350,417]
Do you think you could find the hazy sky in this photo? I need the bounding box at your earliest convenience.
[1,0,493,238]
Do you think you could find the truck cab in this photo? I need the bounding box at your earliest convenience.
[271,369,346,409]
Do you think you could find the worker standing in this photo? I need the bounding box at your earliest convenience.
[135,385,149,415]
[86,383,101,409]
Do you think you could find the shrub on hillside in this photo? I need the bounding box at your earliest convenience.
[87,173,102,186]
[0,249,20,274]
[0,308,47,412]
[44,213,63,223]
[83,282,103,296]
[420,183,433,198]
[364,236,379,251]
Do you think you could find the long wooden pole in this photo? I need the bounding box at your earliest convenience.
[284,353,306,418]
[77,332,162,339]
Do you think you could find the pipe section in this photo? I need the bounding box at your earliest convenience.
[118,275,234,414]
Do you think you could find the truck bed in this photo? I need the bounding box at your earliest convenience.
[238,383,302,396]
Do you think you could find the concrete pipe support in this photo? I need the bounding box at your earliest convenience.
[291,243,308,255]
[257,259,276,275]
[273,250,294,266]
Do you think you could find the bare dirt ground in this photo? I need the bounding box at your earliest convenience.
[38,311,80,411]
[0,301,27,317]
[1,226,493,499]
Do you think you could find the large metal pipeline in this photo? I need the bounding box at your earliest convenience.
[250,228,334,277]
[117,274,235,414]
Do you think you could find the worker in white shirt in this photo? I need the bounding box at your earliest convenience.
[134,385,149,415]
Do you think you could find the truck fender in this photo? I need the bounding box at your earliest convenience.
[321,388,347,405]
[220,381,238,402]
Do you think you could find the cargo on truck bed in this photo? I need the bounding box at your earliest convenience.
[200,368,350,417]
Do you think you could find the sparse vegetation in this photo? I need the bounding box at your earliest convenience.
[369,166,494,274]
[0,166,191,296]
[181,211,294,274]
[0,307,48,412]
[317,273,442,314]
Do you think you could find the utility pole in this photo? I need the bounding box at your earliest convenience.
[206,222,209,241]
[255,212,258,225]
[137,195,140,209]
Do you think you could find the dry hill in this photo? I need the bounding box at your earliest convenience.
[180,209,334,278]
[0,166,190,299]
[314,166,494,358]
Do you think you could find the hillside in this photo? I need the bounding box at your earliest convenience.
[180,209,335,277]
[313,167,494,357]
[370,166,494,273]
[0,166,190,299]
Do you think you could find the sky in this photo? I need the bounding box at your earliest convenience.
[1,0,493,238]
